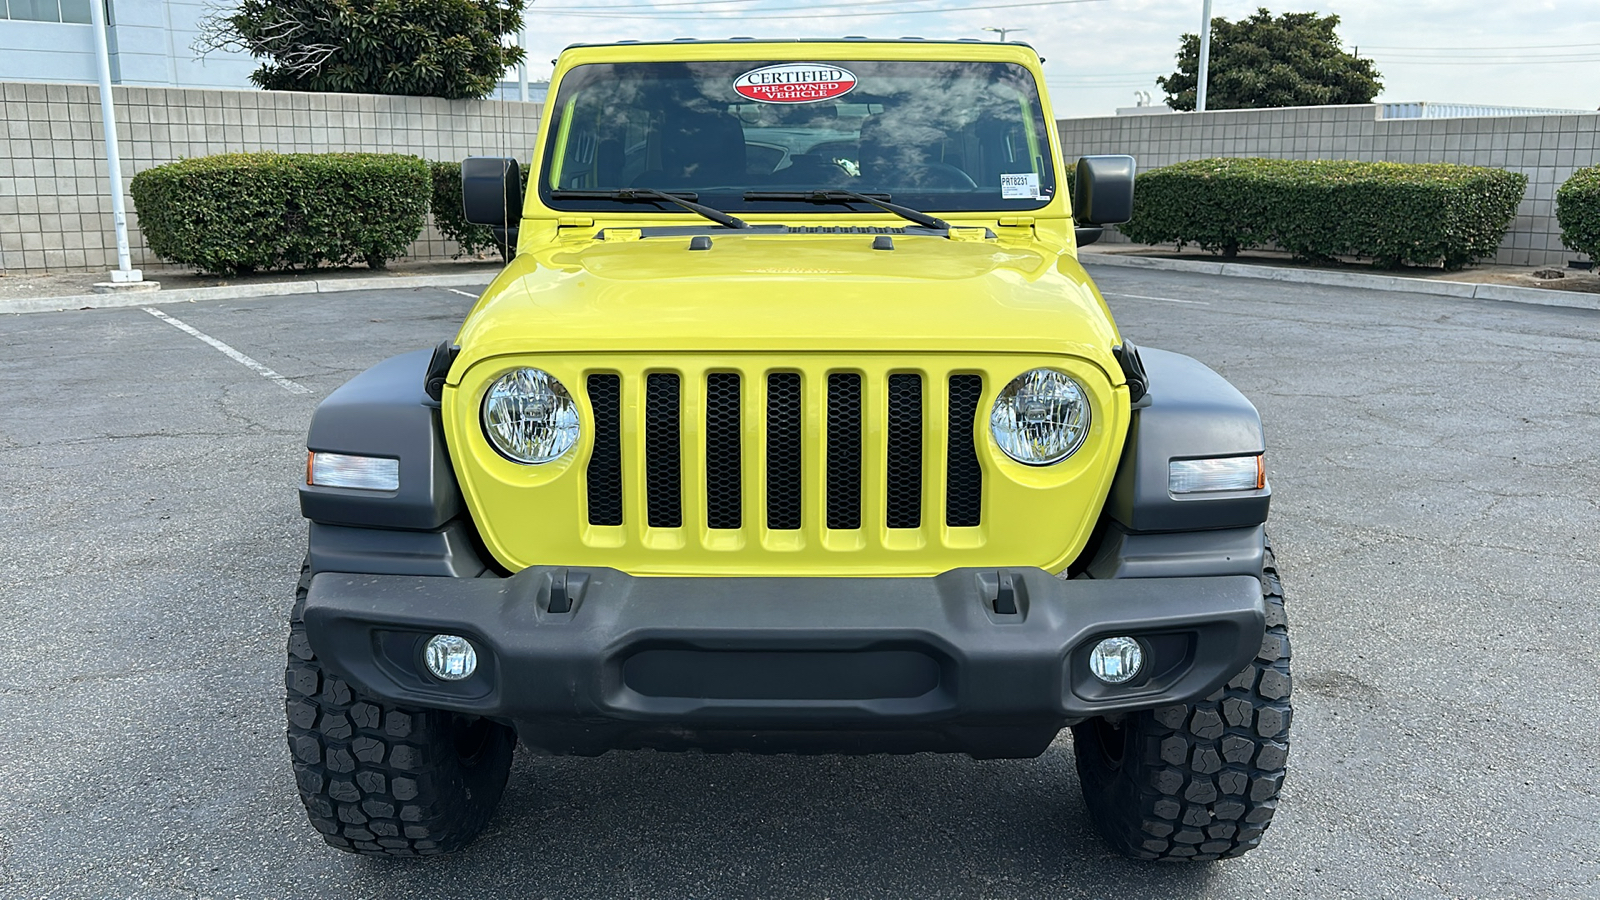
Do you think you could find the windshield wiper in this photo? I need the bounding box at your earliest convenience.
[743,190,950,231]
[550,188,748,229]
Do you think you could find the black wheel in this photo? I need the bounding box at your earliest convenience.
[1071,543,1292,861]
[285,559,516,856]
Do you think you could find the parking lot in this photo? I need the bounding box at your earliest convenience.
[1,266,1596,899]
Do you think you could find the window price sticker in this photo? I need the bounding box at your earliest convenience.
[1000,173,1041,199]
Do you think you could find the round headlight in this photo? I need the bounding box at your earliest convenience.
[990,368,1091,465]
[481,368,580,464]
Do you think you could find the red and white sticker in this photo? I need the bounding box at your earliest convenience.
[734,64,857,104]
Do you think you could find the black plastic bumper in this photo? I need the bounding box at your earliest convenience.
[303,567,1264,758]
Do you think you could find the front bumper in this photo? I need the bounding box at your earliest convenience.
[304,567,1264,758]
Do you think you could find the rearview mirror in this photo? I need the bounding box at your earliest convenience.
[462,156,523,227]
[1073,155,1136,226]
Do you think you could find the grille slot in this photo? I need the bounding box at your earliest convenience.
[766,373,803,530]
[645,373,682,528]
[946,374,983,527]
[826,373,863,530]
[705,373,742,529]
[586,374,623,526]
[885,374,923,528]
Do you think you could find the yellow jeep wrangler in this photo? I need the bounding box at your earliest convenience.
[288,38,1290,862]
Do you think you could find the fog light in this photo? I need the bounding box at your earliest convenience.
[423,634,477,681]
[1088,636,1143,684]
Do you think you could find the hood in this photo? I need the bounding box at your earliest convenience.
[451,231,1123,381]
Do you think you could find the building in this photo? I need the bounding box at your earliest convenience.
[1,0,256,87]
[2,1,546,94]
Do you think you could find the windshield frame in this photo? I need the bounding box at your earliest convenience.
[534,56,1062,217]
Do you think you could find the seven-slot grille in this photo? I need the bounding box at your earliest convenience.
[586,370,984,533]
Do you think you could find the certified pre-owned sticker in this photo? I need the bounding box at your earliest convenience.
[734,64,857,104]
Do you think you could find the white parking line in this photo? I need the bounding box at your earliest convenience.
[143,308,312,395]
[1102,292,1211,305]
[446,289,478,299]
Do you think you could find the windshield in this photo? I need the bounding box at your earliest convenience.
[540,59,1057,214]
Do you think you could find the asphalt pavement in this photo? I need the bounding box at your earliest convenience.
[0,269,1596,899]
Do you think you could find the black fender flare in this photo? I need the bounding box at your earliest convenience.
[300,349,486,577]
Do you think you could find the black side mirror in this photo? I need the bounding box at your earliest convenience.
[1073,155,1136,226]
[462,156,523,227]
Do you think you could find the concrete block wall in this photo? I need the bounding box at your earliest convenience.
[0,81,541,273]
[1058,104,1599,268]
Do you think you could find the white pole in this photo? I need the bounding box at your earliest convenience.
[88,0,140,282]
[518,23,530,102]
[1196,0,1213,113]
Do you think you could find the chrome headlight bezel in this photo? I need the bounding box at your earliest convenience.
[989,368,1092,465]
[480,367,581,464]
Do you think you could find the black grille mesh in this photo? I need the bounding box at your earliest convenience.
[645,373,682,528]
[885,374,923,529]
[705,373,742,529]
[946,375,983,527]
[766,373,803,530]
[586,374,623,526]
[826,373,862,530]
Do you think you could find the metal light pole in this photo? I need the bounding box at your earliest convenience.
[518,22,530,102]
[89,0,142,284]
[982,26,1027,42]
[1196,0,1213,112]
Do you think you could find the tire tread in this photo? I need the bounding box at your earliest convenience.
[286,559,514,857]
[1073,544,1292,861]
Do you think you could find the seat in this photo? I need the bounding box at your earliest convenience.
[632,109,748,188]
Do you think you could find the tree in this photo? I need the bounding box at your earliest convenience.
[198,0,525,100]
[1158,8,1382,111]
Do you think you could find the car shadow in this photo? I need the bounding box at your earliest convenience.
[338,740,1230,898]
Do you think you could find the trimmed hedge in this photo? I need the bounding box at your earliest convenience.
[1556,165,1600,262]
[428,160,526,260]
[130,153,430,275]
[1118,158,1527,269]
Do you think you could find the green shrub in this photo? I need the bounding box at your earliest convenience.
[1118,157,1527,269]
[428,160,526,261]
[130,152,430,275]
[1556,165,1600,262]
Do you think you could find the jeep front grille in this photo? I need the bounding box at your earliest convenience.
[885,373,924,529]
[946,374,984,528]
[825,373,863,530]
[586,374,624,526]
[585,367,985,535]
[643,373,682,528]
[704,372,743,530]
[765,372,803,531]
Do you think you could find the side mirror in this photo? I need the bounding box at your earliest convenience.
[462,156,523,227]
[1073,155,1136,226]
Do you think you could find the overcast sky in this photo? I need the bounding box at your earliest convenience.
[517,0,1600,117]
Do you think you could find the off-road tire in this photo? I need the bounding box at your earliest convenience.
[1071,544,1291,861]
[286,560,516,856]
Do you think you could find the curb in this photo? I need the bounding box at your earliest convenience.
[8,256,1596,314]
[0,272,493,315]
[1080,252,1600,312]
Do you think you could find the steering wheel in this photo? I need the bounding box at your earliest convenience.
[884,162,978,190]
